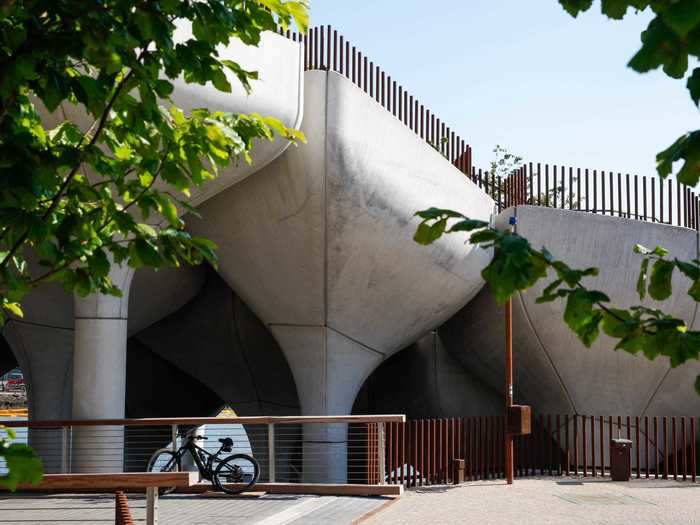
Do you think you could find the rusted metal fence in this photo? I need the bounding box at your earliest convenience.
[381,415,698,486]
[279,26,699,231]
[280,24,473,177]
[470,163,700,230]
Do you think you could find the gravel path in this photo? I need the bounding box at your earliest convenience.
[364,477,700,525]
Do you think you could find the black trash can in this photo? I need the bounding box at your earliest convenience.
[610,438,632,481]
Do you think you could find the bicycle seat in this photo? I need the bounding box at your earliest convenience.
[218,438,233,446]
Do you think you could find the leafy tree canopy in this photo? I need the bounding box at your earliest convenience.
[0,0,308,323]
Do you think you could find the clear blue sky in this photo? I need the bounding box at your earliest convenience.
[308,1,697,181]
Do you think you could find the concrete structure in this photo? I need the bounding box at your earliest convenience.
[1,26,698,482]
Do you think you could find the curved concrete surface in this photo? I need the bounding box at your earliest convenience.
[443,205,700,418]
[133,268,299,417]
[353,331,501,418]
[187,70,493,481]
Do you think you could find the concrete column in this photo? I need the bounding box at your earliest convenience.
[71,262,134,473]
[3,321,73,473]
[270,325,383,483]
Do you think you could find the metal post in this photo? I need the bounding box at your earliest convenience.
[171,425,178,453]
[268,423,276,483]
[505,296,514,485]
[61,426,71,473]
[378,422,386,484]
[146,487,158,525]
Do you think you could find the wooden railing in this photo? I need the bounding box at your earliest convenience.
[383,414,698,486]
[1,415,404,491]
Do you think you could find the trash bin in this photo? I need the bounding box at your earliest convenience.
[610,438,632,481]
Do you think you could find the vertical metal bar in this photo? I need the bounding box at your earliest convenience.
[592,169,598,213]
[652,178,656,222]
[609,171,614,215]
[626,174,631,218]
[171,425,178,453]
[654,416,659,479]
[601,170,606,214]
[590,415,596,477]
[413,420,418,486]
[691,417,696,483]
[668,179,673,224]
[332,29,337,71]
[378,422,386,484]
[420,419,425,486]
[432,419,437,483]
[660,177,665,223]
[599,416,604,477]
[61,426,70,473]
[672,416,677,481]
[351,46,356,83]
[634,175,639,219]
[617,172,622,217]
[663,417,669,480]
[146,487,158,525]
[381,71,385,107]
[545,164,550,206]
[268,423,276,483]
[565,414,570,476]
[635,416,640,479]
[547,415,552,476]
[681,417,687,481]
[645,416,650,478]
[555,415,561,476]
[326,25,331,70]
[339,36,344,75]
[553,165,558,208]
[401,421,406,485]
[387,422,393,483]
[369,61,373,98]
[584,169,590,212]
[582,414,587,477]
[363,55,367,92]
[573,414,579,475]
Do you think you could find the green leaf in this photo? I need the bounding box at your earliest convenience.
[649,259,675,300]
[637,257,650,300]
[448,219,489,233]
[558,0,594,17]
[687,67,700,106]
[0,441,43,491]
[662,0,700,37]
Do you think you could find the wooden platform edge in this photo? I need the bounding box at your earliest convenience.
[11,471,199,491]
[181,482,403,497]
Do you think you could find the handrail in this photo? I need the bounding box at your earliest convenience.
[279,25,473,178]
[471,163,700,231]
[0,414,406,428]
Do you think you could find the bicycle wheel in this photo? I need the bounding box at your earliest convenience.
[146,448,180,495]
[214,454,260,494]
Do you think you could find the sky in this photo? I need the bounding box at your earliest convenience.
[308,0,698,181]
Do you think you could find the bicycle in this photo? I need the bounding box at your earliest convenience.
[146,431,260,495]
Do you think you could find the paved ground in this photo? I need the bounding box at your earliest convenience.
[365,477,700,525]
[0,492,390,524]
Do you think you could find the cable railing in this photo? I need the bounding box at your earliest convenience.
[279,24,473,178]
[384,414,698,486]
[0,415,403,490]
[472,163,700,230]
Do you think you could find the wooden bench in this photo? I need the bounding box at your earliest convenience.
[17,472,198,525]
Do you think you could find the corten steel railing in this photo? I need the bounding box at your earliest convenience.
[280,26,699,231]
[383,415,698,486]
[471,163,700,230]
[0,415,401,486]
[279,25,474,177]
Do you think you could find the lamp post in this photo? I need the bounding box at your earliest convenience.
[505,295,514,484]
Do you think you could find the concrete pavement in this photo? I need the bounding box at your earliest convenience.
[365,477,700,525]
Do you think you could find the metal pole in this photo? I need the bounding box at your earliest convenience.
[268,423,276,483]
[378,422,386,484]
[505,296,514,484]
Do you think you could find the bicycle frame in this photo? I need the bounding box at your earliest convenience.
[174,438,223,481]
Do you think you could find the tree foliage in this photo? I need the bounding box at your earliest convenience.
[0,426,42,490]
[0,0,308,323]
[414,208,700,394]
[559,0,700,187]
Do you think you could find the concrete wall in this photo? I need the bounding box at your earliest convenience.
[353,331,502,418]
[443,205,700,418]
